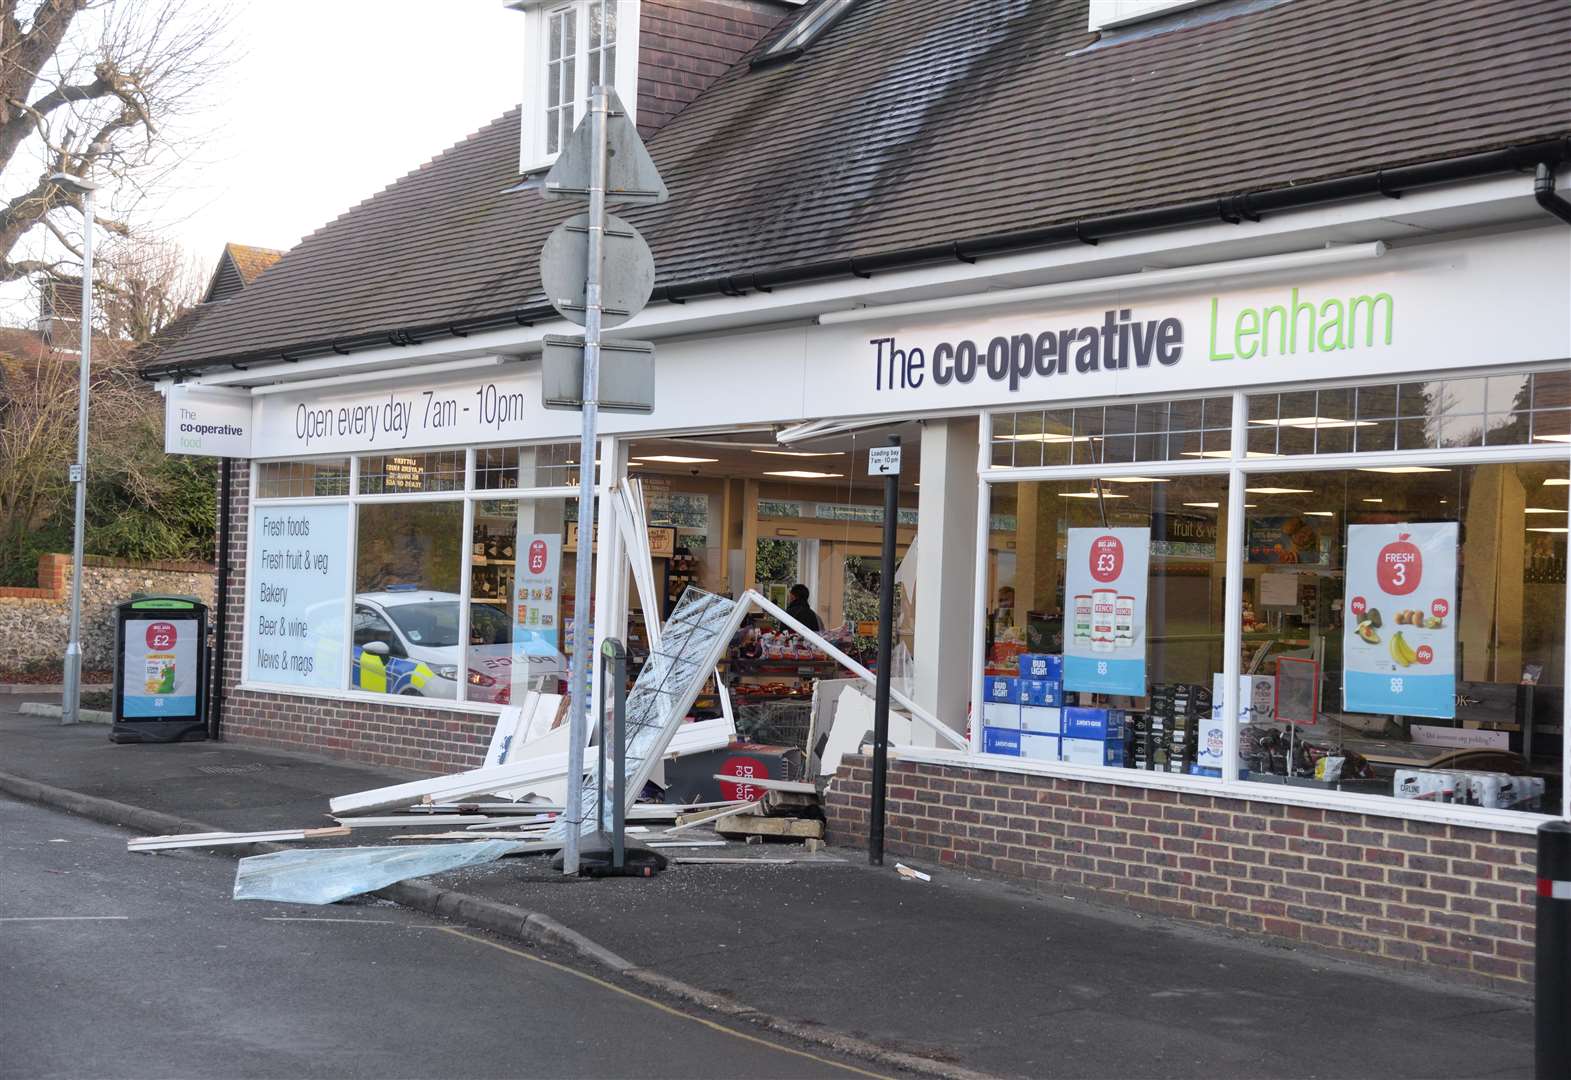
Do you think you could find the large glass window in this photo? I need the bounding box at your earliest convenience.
[1230,460,1565,815]
[469,498,572,706]
[984,473,1230,769]
[992,395,1232,468]
[352,501,465,699]
[256,459,349,498]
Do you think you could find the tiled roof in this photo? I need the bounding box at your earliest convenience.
[225,243,284,286]
[147,0,1571,375]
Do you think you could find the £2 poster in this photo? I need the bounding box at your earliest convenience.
[1064,527,1150,696]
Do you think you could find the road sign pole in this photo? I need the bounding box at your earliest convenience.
[869,434,900,866]
[562,86,611,877]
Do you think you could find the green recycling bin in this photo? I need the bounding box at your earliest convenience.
[111,595,209,744]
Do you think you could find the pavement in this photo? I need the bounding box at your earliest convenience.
[1,796,884,1079]
[0,697,1537,1080]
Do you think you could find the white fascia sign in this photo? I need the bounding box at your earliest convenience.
[164,384,254,458]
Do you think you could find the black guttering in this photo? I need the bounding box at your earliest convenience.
[144,138,1571,379]
[1536,161,1571,226]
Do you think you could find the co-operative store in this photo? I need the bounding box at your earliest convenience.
[142,0,1571,983]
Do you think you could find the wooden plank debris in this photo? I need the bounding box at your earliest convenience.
[127,826,350,852]
[714,816,824,839]
[895,863,931,882]
[710,774,816,795]
[665,799,763,834]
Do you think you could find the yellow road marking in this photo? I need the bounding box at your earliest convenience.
[438,927,893,1079]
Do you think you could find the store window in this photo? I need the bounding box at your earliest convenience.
[991,395,1232,469]
[475,442,580,491]
[352,501,465,698]
[1229,460,1566,814]
[469,498,572,706]
[984,473,1230,768]
[1246,369,1570,457]
[255,459,350,498]
[522,0,635,168]
[358,451,465,494]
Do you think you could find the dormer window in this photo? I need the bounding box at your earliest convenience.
[1087,0,1217,31]
[515,0,641,172]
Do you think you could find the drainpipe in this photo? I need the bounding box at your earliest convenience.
[208,458,232,740]
[1535,162,1571,225]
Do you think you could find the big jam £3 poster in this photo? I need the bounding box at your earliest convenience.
[1343,522,1458,719]
[1064,527,1150,697]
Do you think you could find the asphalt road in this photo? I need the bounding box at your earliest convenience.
[0,796,889,1080]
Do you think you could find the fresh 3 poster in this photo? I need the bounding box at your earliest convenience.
[122,619,198,717]
[1064,527,1150,697]
[1343,523,1458,718]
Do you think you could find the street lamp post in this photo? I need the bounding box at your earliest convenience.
[50,172,99,726]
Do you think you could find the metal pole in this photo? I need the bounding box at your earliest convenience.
[562,86,610,875]
[869,434,900,866]
[209,458,232,740]
[1536,819,1571,1079]
[610,639,627,871]
[596,651,608,836]
[61,186,94,726]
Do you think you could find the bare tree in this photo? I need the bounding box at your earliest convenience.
[0,0,230,285]
[96,230,204,342]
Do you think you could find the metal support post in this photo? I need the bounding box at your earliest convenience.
[61,184,95,726]
[609,639,628,871]
[562,86,611,875]
[869,434,900,866]
[1537,820,1571,1079]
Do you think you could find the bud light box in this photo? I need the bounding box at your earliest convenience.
[1020,731,1060,761]
[1018,653,1063,681]
[1058,737,1124,767]
[1020,679,1062,708]
[983,727,1021,756]
[982,676,1020,731]
[1062,706,1126,740]
[1020,703,1062,735]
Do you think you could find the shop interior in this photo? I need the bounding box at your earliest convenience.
[986,458,1567,811]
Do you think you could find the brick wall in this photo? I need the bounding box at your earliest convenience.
[826,755,1539,987]
[638,1,791,137]
[216,460,493,773]
[0,552,216,672]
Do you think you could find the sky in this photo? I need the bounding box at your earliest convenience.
[164,0,524,263]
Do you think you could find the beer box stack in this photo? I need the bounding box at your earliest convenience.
[981,675,1022,756]
[1058,706,1126,767]
[1142,682,1212,774]
[1013,655,1061,761]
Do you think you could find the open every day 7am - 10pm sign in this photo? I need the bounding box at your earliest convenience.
[1063,527,1150,697]
[1343,523,1458,719]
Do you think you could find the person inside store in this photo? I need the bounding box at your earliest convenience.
[785,583,822,633]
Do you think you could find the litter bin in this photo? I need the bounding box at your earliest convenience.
[110,595,209,744]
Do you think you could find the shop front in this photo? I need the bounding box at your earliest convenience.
[174,202,1568,983]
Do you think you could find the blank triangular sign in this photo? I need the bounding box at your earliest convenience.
[542,88,669,205]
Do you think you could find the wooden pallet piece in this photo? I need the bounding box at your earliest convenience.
[714,815,824,839]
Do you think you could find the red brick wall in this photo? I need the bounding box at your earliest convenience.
[215,460,493,774]
[826,756,1539,987]
[638,1,791,137]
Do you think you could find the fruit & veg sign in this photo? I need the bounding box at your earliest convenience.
[1343,523,1458,718]
[1064,526,1150,697]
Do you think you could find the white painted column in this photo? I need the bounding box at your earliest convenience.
[913,417,979,747]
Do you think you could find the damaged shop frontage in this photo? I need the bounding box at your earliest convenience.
[156,186,1570,983]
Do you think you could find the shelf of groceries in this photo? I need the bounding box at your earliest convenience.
[979,643,1551,813]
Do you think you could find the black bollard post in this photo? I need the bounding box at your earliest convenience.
[1536,819,1571,1079]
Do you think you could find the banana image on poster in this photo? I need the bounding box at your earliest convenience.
[1343,523,1458,718]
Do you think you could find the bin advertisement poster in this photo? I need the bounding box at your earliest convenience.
[1064,527,1150,697]
[1343,522,1458,719]
[512,533,562,655]
[122,618,199,717]
[246,504,349,690]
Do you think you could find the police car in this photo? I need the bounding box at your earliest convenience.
[351,587,563,703]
